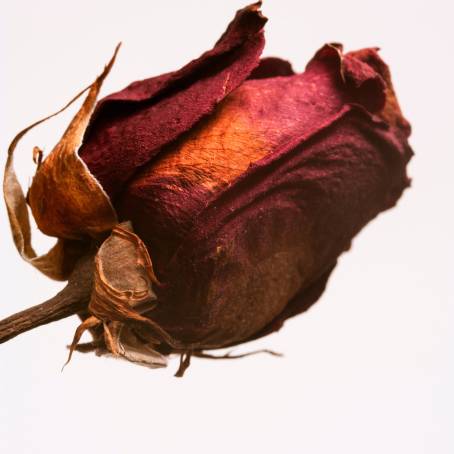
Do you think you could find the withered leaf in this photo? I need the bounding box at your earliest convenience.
[1,3,413,376]
[4,45,120,280]
[26,46,120,241]
[66,222,178,369]
[89,221,159,321]
[3,82,94,280]
[79,2,267,198]
[109,325,168,369]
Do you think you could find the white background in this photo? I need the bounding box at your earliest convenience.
[1,1,453,453]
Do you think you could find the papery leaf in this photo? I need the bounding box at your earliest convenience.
[3,81,94,279]
[88,223,180,349]
[112,325,168,369]
[65,222,180,368]
[27,46,120,241]
[89,222,158,319]
[118,44,413,348]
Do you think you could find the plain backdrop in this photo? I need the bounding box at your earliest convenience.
[1,1,453,453]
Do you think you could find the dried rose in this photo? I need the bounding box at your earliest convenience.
[1,2,412,376]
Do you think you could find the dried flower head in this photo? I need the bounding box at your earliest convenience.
[1,2,412,376]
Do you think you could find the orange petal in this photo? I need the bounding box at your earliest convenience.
[27,46,120,241]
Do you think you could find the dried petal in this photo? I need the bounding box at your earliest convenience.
[115,44,412,348]
[79,2,267,197]
[118,44,407,270]
[89,222,158,320]
[27,46,120,241]
[1,3,413,370]
[248,57,295,79]
[3,77,98,279]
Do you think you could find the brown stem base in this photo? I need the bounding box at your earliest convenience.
[0,255,94,344]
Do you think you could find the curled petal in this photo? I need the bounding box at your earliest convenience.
[27,46,120,241]
[3,72,100,279]
[248,57,295,79]
[88,222,183,351]
[79,2,267,197]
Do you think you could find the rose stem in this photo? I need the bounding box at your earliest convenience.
[0,255,94,344]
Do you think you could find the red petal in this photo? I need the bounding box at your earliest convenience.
[248,57,295,79]
[118,44,402,269]
[79,2,267,197]
[117,45,413,346]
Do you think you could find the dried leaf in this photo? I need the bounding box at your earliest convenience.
[89,222,159,320]
[65,223,179,368]
[3,80,95,279]
[117,43,412,348]
[89,223,182,348]
[114,325,168,369]
[27,46,120,241]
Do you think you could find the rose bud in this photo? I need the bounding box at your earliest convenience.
[1,2,412,376]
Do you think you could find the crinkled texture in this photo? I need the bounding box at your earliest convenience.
[117,45,405,269]
[75,6,412,350]
[79,2,267,198]
[142,112,411,348]
[4,46,119,280]
[114,45,412,348]
[248,57,295,79]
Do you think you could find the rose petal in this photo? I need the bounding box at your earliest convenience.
[117,45,412,347]
[79,2,267,198]
[3,47,119,278]
[118,44,404,271]
[345,48,411,134]
[147,109,411,347]
[248,57,295,79]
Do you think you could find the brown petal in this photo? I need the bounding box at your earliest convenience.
[89,222,158,320]
[117,45,412,347]
[64,222,174,368]
[27,46,120,241]
[344,47,411,134]
[4,80,98,279]
[248,57,295,79]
